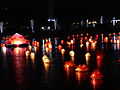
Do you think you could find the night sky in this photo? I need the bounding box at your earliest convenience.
[0,0,120,19]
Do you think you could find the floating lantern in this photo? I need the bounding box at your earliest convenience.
[48,43,52,49]
[43,58,51,64]
[90,69,103,79]
[25,50,30,56]
[85,52,91,57]
[64,61,75,69]
[69,50,75,57]
[76,35,79,37]
[86,33,89,36]
[61,40,64,44]
[70,40,74,44]
[61,49,65,55]
[34,46,37,52]
[42,55,48,60]
[104,37,108,43]
[58,45,62,51]
[75,64,89,72]
[67,41,71,46]
[80,44,84,48]
[4,33,30,47]
[86,41,89,46]
[30,52,35,61]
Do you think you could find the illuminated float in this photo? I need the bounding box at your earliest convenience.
[4,33,30,47]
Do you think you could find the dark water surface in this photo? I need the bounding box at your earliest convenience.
[1,33,120,90]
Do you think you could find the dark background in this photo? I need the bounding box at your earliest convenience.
[0,0,120,19]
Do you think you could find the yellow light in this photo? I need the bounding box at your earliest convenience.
[12,41,22,45]
[61,49,65,54]
[69,50,75,57]
[30,52,35,60]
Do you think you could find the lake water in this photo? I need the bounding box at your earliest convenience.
[1,32,120,90]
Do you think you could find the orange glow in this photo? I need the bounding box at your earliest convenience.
[61,49,65,54]
[25,50,30,56]
[84,37,88,40]
[67,41,71,46]
[80,40,83,44]
[75,64,89,72]
[45,47,49,53]
[43,58,51,64]
[61,40,64,44]
[85,52,91,65]
[104,37,108,43]
[42,55,49,60]
[86,41,89,46]
[86,33,89,36]
[72,35,75,38]
[44,61,50,75]
[5,33,30,45]
[96,34,99,40]
[68,36,70,39]
[58,45,62,51]
[64,61,75,69]
[69,50,75,57]
[48,43,52,49]
[2,46,6,56]
[1,43,6,47]
[34,46,37,52]
[76,35,79,37]
[80,44,84,48]
[91,79,103,89]
[113,33,115,36]
[12,41,23,45]
[14,47,21,54]
[70,40,74,44]
[90,69,103,79]
[30,52,35,61]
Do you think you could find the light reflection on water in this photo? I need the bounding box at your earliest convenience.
[1,33,120,90]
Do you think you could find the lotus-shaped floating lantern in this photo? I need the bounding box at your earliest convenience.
[64,61,75,68]
[75,64,89,72]
[90,69,103,79]
[4,33,30,47]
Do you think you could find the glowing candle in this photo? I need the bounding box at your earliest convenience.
[25,50,30,56]
[85,52,91,65]
[69,50,75,57]
[61,49,65,55]
[30,52,35,61]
